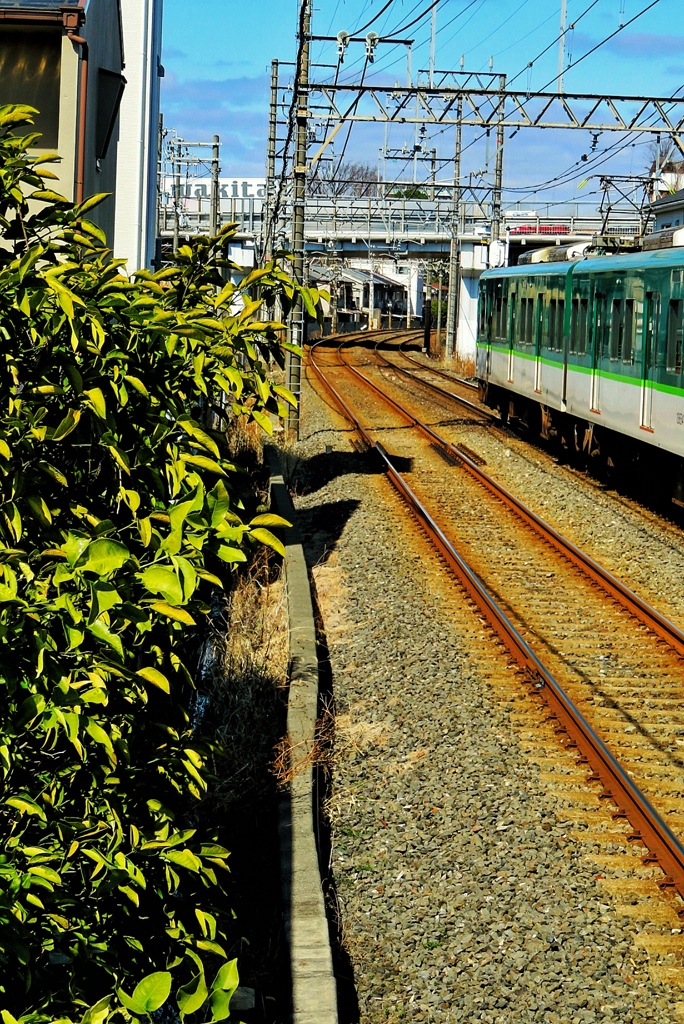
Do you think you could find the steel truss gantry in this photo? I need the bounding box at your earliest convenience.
[307,81,684,153]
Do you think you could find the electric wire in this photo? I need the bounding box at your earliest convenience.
[355,0,396,34]
[383,0,441,39]
[533,0,661,94]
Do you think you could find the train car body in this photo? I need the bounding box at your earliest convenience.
[476,248,684,499]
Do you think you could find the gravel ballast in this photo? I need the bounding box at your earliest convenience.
[285,353,684,1024]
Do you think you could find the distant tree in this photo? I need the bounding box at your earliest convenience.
[308,161,379,198]
[389,185,428,199]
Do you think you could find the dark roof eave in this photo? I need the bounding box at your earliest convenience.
[0,2,84,27]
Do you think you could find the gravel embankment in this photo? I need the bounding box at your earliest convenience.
[283,359,684,1024]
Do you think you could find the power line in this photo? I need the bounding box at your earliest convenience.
[534,0,660,93]
[355,0,396,34]
[384,0,441,39]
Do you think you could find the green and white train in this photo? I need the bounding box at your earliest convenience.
[476,246,684,502]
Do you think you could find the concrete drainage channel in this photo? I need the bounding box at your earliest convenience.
[266,447,339,1024]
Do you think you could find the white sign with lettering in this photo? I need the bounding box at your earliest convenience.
[162,177,266,209]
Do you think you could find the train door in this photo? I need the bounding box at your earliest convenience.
[590,292,606,412]
[640,291,660,430]
[534,292,545,392]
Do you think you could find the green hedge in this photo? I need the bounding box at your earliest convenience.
[0,104,317,1023]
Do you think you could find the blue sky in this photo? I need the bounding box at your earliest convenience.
[160,0,684,209]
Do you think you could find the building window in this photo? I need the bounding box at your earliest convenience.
[0,30,61,148]
[96,68,126,161]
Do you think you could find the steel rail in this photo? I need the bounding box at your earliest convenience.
[308,334,684,907]
[370,338,493,420]
[333,336,684,659]
[394,340,479,391]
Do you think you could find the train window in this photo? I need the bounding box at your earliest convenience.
[610,299,623,361]
[536,294,545,348]
[645,292,661,370]
[570,299,578,353]
[667,299,683,373]
[595,293,607,359]
[623,300,635,364]
[479,293,487,337]
[578,298,588,355]
[494,294,502,339]
[548,299,557,350]
[556,299,565,352]
[501,295,508,341]
[525,298,534,346]
[509,294,516,343]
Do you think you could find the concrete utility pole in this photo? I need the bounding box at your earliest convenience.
[265,59,279,259]
[491,73,506,243]
[445,93,463,360]
[286,0,310,439]
[210,134,220,236]
[558,0,567,94]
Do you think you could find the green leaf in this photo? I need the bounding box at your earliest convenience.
[78,218,107,245]
[31,188,70,204]
[149,601,196,626]
[180,453,227,476]
[87,619,124,659]
[177,416,220,457]
[52,408,81,441]
[79,538,130,576]
[83,387,107,419]
[177,967,209,1018]
[130,971,172,1013]
[249,513,290,528]
[75,192,110,216]
[251,409,273,434]
[216,544,247,564]
[210,959,239,1022]
[141,565,184,604]
[6,795,46,820]
[250,527,285,557]
[80,995,112,1024]
[207,479,231,528]
[136,666,171,693]
[26,494,52,526]
[164,848,201,872]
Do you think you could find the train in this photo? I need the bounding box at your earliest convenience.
[475,244,684,505]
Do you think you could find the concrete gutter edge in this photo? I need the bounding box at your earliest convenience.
[266,446,339,1024]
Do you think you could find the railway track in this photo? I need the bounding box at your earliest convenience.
[309,330,684,915]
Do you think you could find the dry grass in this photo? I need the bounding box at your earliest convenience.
[200,554,290,811]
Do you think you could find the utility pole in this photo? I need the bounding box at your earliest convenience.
[558,0,567,93]
[286,0,310,439]
[436,265,443,350]
[429,4,437,88]
[445,93,463,360]
[265,59,279,259]
[173,139,181,252]
[490,73,506,244]
[210,134,220,236]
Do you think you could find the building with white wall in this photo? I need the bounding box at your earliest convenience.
[114,0,164,272]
